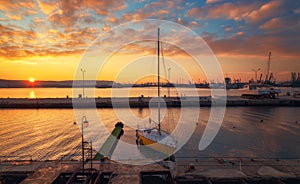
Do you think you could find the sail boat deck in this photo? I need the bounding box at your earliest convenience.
[137,129,176,156]
[138,128,176,148]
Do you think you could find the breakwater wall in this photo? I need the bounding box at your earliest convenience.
[0,96,299,108]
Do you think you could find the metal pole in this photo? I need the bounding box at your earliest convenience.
[168,68,171,99]
[81,68,85,98]
[90,140,92,176]
[157,28,161,134]
[252,68,261,83]
[82,117,84,178]
[81,115,89,179]
[266,51,271,82]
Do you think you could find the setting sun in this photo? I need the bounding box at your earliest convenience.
[29,77,35,83]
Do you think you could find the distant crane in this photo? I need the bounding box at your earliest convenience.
[252,68,261,83]
[265,51,271,83]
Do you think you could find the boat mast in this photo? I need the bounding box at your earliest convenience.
[158,28,161,134]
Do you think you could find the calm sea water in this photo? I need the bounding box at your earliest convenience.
[0,87,218,98]
[0,87,297,98]
[0,107,299,161]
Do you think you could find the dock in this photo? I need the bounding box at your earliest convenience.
[1,157,300,183]
[0,96,299,108]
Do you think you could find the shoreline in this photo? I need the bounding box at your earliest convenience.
[0,96,299,108]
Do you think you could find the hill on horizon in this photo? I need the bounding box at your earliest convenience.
[0,79,115,88]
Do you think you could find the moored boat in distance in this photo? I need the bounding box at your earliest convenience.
[241,51,281,99]
[241,86,281,99]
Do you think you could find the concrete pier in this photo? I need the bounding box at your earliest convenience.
[1,158,300,183]
[0,96,299,108]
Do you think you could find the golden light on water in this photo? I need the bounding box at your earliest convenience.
[29,90,36,98]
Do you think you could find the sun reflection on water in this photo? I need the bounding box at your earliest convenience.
[29,90,36,98]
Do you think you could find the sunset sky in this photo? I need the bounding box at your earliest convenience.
[0,0,300,83]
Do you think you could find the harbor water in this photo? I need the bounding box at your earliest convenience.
[0,107,300,162]
[0,87,297,98]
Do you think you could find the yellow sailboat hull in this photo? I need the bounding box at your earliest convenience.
[137,132,176,156]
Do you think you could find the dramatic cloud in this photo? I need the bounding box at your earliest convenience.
[247,0,285,23]
[0,0,37,20]
[260,16,300,30]
[206,0,220,4]
[186,0,300,26]
[186,2,260,21]
[205,31,300,58]
[0,0,299,81]
[37,0,59,15]
[119,1,177,21]
[107,15,119,23]
[45,0,127,28]
[102,25,111,32]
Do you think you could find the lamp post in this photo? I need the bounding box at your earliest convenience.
[81,68,86,98]
[90,140,92,176]
[252,68,261,83]
[168,68,171,99]
[81,116,89,179]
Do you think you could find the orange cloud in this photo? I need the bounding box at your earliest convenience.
[37,0,58,15]
[206,0,220,4]
[0,45,85,60]
[186,2,258,21]
[122,13,132,21]
[177,17,188,25]
[204,30,300,58]
[102,25,111,32]
[5,14,22,20]
[225,27,232,32]
[247,0,284,23]
[0,24,36,47]
[0,21,102,60]
[259,17,298,30]
[236,32,244,36]
[0,0,37,20]
[120,1,173,21]
[107,15,119,23]
[185,7,199,17]
[45,0,127,28]
[185,1,290,24]
[190,21,198,27]
[80,0,127,16]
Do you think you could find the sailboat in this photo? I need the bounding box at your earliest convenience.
[136,28,177,156]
